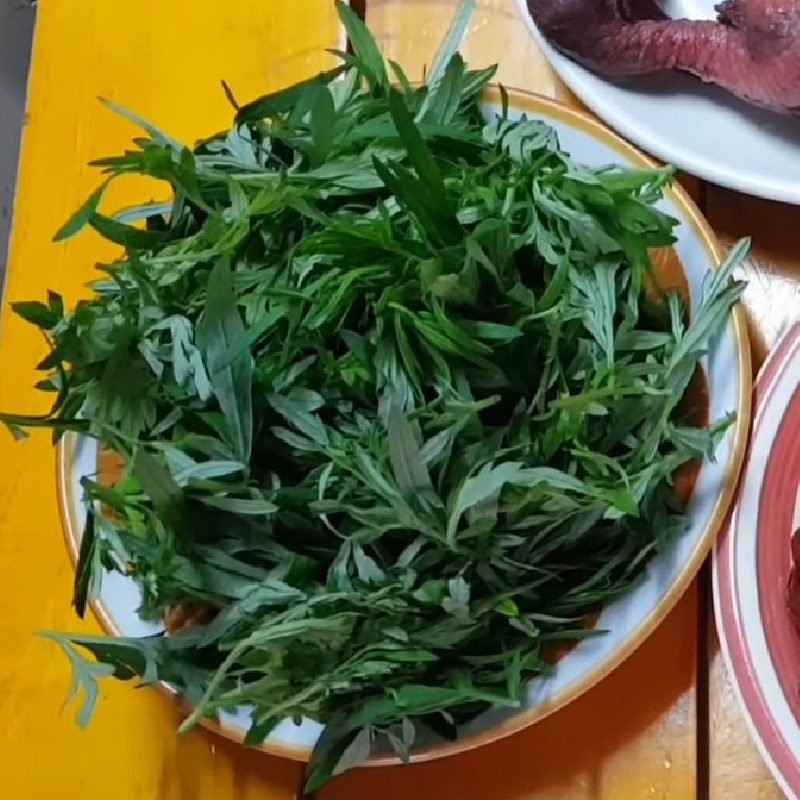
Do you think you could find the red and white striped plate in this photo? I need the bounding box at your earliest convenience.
[715,322,800,800]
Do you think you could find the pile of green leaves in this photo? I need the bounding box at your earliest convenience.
[1,1,747,791]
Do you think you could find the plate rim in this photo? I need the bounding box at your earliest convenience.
[56,85,752,765]
[513,0,800,205]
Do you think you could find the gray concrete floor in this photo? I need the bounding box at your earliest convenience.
[0,0,35,292]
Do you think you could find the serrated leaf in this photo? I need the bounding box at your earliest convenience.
[39,634,116,727]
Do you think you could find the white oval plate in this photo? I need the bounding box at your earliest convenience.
[515,0,800,204]
[59,89,750,763]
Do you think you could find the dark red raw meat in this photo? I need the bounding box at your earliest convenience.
[788,528,800,633]
[527,0,800,113]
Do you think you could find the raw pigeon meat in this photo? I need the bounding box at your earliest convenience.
[526,0,800,113]
[789,528,800,633]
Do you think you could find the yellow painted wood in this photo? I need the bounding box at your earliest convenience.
[0,2,341,798]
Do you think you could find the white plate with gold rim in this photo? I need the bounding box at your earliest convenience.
[515,0,800,204]
[58,88,750,764]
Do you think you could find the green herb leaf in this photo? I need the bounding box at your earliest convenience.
[12,300,60,329]
[133,449,183,520]
[196,261,253,463]
[335,1,388,90]
[53,180,110,242]
[6,7,746,793]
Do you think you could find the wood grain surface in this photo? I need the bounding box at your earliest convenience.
[0,1,795,799]
[704,187,800,800]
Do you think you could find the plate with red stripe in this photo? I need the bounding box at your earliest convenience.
[715,322,800,800]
